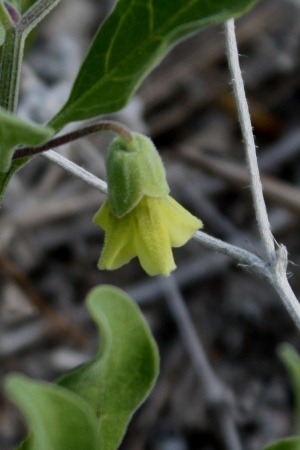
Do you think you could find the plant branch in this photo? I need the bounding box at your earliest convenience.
[44,150,300,330]
[0,26,23,111]
[17,0,61,36]
[224,19,276,263]
[271,245,300,330]
[0,0,62,111]
[224,19,300,331]
[13,120,134,160]
[43,150,108,194]
[160,275,242,450]
[193,230,270,280]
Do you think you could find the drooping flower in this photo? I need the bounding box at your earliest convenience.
[94,195,201,276]
[94,131,202,276]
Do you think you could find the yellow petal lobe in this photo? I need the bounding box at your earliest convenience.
[93,200,136,270]
[94,195,202,277]
[160,196,202,247]
[134,197,176,276]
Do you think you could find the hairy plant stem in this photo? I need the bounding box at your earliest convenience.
[225,19,300,330]
[0,26,23,111]
[13,120,134,160]
[0,0,61,112]
[0,1,22,112]
[43,150,108,193]
[225,19,276,263]
[18,0,62,36]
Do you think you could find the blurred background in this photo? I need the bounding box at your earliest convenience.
[1,0,300,448]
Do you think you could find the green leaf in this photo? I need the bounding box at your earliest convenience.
[0,107,53,172]
[262,437,300,450]
[5,286,158,450]
[50,0,261,130]
[278,344,300,435]
[58,285,159,450]
[5,374,99,450]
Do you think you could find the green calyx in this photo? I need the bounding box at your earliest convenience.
[106,132,169,218]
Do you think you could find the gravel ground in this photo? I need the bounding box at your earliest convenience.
[1,0,300,449]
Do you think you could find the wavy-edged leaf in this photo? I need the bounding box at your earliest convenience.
[5,286,159,449]
[50,0,261,130]
[58,285,159,450]
[262,436,300,450]
[0,107,53,172]
[5,374,99,450]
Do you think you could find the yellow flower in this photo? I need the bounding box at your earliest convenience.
[94,195,202,276]
[94,131,203,276]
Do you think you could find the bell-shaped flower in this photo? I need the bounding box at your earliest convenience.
[94,131,202,276]
[94,195,202,276]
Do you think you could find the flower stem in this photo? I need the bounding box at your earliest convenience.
[43,150,108,193]
[13,120,134,160]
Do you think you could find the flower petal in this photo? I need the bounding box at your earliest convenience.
[134,198,176,276]
[159,196,202,247]
[94,201,136,270]
[94,195,202,276]
[93,200,111,231]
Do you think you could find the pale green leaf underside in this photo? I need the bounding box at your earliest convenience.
[58,285,159,450]
[262,437,300,450]
[5,286,159,450]
[50,0,261,130]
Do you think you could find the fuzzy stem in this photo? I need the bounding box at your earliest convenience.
[224,19,276,263]
[43,150,108,193]
[18,0,61,36]
[224,19,300,331]
[0,0,61,112]
[0,26,23,111]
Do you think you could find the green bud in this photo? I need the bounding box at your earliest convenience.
[106,132,169,218]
